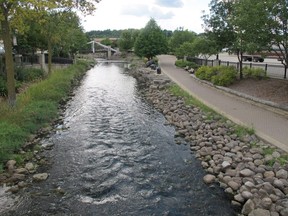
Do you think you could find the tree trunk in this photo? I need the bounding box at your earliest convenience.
[1,16,16,107]
[239,52,243,79]
[237,51,243,80]
[48,40,52,75]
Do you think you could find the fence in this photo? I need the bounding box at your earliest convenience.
[19,54,74,65]
[187,57,287,79]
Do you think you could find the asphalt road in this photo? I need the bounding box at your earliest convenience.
[209,52,282,65]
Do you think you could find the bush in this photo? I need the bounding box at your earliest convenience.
[195,65,237,86]
[175,60,199,70]
[243,67,267,79]
[211,66,237,86]
[195,66,218,81]
[15,67,45,82]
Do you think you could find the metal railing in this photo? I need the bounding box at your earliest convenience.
[187,57,287,79]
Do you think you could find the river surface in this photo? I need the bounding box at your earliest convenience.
[4,62,238,216]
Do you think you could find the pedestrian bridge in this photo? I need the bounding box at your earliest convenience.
[87,40,120,59]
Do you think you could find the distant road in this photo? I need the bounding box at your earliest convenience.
[209,52,282,65]
[207,52,286,79]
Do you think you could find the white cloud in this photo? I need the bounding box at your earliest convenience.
[154,0,184,8]
[81,0,211,33]
[121,4,174,19]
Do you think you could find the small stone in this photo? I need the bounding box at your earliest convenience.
[203,174,216,184]
[7,186,19,194]
[273,179,284,190]
[234,194,244,203]
[33,173,49,182]
[228,180,240,191]
[261,197,272,209]
[242,191,253,200]
[242,199,255,215]
[222,161,231,169]
[264,171,275,178]
[276,169,288,179]
[25,163,35,172]
[240,169,255,177]
[248,208,270,216]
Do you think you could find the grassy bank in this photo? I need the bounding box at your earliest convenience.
[0,59,94,172]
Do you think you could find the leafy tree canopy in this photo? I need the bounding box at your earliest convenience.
[134,18,168,60]
[168,28,197,53]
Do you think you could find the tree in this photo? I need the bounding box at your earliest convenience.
[192,37,218,60]
[175,42,195,59]
[118,29,139,52]
[0,0,101,106]
[202,0,270,79]
[40,11,88,73]
[230,0,271,78]
[168,28,197,54]
[262,0,288,78]
[134,18,168,60]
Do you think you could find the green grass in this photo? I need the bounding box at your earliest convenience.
[0,59,94,170]
[168,84,215,113]
[233,125,255,138]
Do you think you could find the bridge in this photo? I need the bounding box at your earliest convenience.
[87,40,120,59]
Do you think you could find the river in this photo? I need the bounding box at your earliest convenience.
[3,62,238,216]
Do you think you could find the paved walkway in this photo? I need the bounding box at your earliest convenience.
[158,55,288,152]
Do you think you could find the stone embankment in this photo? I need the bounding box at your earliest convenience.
[130,67,288,216]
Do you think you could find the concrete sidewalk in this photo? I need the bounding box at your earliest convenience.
[157,55,288,152]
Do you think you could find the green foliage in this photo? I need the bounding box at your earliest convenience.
[243,66,267,79]
[175,42,195,59]
[0,60,91,167]
[100,38,113,46]
[211,66,237,86]
[0,76,7,96]
[169,29,197,53]
[118,29,139,52]
[195,65,237,86]
[233,125,255,138]
[0,122,27,164]
[86,29,123,39]
[15,67,45,82]
[191,37,218,59]
[134,18,168,59]
[12,101,58,133]
[195,66,217,81]
[168,84,215,114]
[175,60,199,69]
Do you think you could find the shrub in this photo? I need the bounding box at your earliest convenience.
[243,67,267,79]
[15,67,45,82]
[195,66,218,81]
[175,60,199,70]
[196,65,237,86]
[211,66,237,86]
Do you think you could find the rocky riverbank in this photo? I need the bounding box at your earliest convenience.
[130,67,288,216]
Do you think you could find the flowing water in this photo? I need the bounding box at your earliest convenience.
[4,62,238,216]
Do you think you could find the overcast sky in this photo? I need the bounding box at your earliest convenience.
[80,0,211,34]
